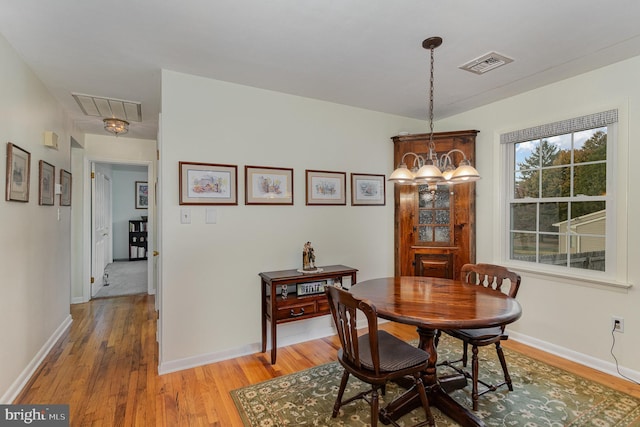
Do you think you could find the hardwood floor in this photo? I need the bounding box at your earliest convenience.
[14,294,639,426]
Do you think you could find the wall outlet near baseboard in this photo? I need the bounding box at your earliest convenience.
[611,316,624,333]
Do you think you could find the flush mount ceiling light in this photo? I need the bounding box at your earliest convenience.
[389,37,480,191]
[103,118,129,136]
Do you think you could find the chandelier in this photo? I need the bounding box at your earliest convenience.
[389,37,480,191]
[103,118,129,136]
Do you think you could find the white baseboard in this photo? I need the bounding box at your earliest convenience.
[159,342,262,375]
[71,296,86,304]
[158,320,341,375]
[509,330,640,383]
[1,315,73,404]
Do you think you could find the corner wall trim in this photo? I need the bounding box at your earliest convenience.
[0,315,73,403]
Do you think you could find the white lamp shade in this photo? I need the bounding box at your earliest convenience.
[441,165,456,181]
[449,163,481,183]
[388,165,415,183]
[414,163,444,182]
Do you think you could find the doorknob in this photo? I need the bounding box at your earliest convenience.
[153,251,159,256]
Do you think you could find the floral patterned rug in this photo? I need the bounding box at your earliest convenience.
[231,335,640,426]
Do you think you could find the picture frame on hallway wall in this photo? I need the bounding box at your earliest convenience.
[135,181,149,209]
[60,169,72,206]
[350,173,386,206]
[305,169,346,206]
[245,165,294,205]
[5,142,31,202]
[179,161,238,205]
[38,160,55,206]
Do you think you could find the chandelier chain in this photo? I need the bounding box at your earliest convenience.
[428,44,436,155]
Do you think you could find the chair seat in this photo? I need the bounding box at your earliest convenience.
[444,326,505,341]
[358,330,429,372]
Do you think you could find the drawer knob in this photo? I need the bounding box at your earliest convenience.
[290,308,305,317]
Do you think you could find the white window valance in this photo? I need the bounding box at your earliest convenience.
[500,109,618,144]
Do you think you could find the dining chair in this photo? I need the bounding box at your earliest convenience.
[325,285,435,427]
[437,263,521,411]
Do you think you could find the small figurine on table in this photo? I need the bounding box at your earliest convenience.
[303,241,317,271]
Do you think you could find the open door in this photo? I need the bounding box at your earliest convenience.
[91,163,113,297]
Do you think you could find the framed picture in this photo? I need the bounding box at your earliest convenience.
[60,169,72,206]
[305,169,346,205]
[245,165,293,205]
[135,181,149,209]
[38,160,55,206]
[5,142,31,202]
[351,173,386,206]
[179,161,238,205]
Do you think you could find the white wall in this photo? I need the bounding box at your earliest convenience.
[159,70,426,371]
[0,34,73,402]
[111,166,149,260]
[437,55,640,376]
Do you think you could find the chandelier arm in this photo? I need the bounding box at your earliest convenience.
[400,152,425,169]
[440,148,470,167]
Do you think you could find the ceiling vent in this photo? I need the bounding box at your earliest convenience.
[72,93,142,122]
[459,52,513,75]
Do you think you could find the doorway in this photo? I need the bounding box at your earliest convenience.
[80,157,155,302]
[92,163,150,298]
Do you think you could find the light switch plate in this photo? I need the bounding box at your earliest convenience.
[206,208,217,224]
[180,208,191,224]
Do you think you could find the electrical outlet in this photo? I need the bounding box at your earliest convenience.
[611,316,624,333]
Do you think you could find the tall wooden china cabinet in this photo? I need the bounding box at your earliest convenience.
[392,130,478,278]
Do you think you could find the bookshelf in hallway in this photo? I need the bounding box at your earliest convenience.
[129,219,148,260]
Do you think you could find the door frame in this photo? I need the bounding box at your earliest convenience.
[82,155,155,302]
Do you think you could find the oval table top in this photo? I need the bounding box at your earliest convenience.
[350,276,522,330]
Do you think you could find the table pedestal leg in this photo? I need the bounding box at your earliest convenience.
[379,327,485,427]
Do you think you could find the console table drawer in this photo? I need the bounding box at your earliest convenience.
[275,301,316,320]
[316,299,330,314]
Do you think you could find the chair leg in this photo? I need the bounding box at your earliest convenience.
[333,371,350,417]
[415,375,435,426]
[462,341,469,367]
[434,330,441,347]
[370,387,379,427]
[495,342,513,391]
[471,345,479,411]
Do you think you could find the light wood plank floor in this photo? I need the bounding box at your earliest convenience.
[14,294,639,426]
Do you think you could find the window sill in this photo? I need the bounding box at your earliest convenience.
[503,262,633,291]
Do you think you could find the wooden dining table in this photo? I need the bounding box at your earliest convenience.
[350,276,522,427]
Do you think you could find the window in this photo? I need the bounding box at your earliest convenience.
[502,110,617,274]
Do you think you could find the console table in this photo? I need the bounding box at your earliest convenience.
[260,265,358,364]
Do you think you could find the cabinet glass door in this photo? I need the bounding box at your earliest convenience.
[416,185,454,244]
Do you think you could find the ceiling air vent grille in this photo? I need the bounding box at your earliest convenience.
[459,52,513,75]
[72,93,142,122]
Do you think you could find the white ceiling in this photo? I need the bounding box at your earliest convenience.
[2,1,640,140]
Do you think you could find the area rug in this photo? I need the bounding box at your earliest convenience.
[94,261,147,297]
[231,335,640,426]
